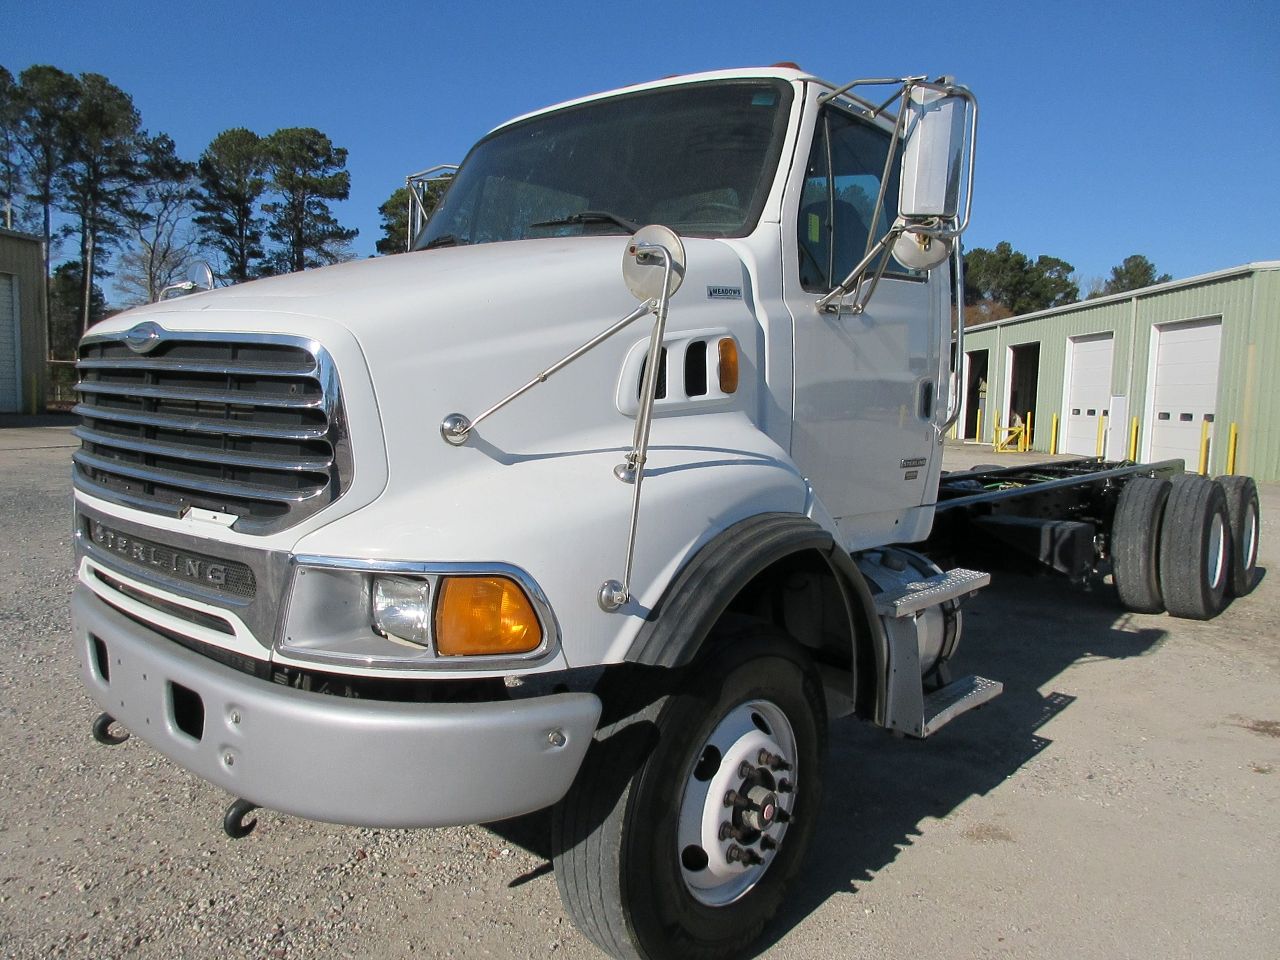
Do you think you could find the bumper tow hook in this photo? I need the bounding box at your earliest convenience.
[91,712,129,746]
[223,798,260,839]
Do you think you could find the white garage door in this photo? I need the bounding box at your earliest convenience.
[1148,318,1222,469]
[1062,333,1114,456]
[0,273,19,413]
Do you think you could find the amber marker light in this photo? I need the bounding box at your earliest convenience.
[435,576,543,656]
[718,338,739,394]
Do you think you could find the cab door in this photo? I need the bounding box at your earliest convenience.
[783,101,943,536]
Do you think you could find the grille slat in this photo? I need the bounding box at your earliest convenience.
[71,403,329,441]
[74,333,350,534]
[77,380,324,410]
[73,449,325,505]
[73,426,334,473]
[77,357,318,378]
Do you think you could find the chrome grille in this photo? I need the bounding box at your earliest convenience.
[73,331,350,534]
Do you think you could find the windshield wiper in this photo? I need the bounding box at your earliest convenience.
[529,210,641,233]
[422,233,463,250]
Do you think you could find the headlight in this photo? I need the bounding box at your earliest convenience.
[372,576,431,645]
[279,560,554,671]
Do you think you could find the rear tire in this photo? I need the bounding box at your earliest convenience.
[1112,477,1171,613]
[1216,475,1260,597]
[1158,475,1231,620]
[551,623,826,960]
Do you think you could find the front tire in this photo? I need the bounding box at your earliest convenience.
[552,623,826,960]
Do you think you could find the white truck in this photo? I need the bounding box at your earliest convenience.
[72,66,1260,960]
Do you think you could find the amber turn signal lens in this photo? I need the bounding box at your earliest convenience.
[435,576,543,656]
[718,338,739,394]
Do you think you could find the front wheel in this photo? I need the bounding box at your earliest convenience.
[551,623,827,960]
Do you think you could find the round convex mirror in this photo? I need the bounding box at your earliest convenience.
[622,225,686,301]
[187,261,216,290]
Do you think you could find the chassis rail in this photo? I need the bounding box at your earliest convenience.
[926,458,1188,579]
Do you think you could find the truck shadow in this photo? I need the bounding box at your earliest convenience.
[485,572,1169,951]
[757,571,1168,953]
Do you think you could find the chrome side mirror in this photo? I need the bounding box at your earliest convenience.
[187,261,215,290]
[622,224,686,301]
[900,85,967,220]
[817,77,977,312]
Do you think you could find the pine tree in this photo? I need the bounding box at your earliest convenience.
[194,128,268,282]
[262,127,357,273]
[57,72,145,331]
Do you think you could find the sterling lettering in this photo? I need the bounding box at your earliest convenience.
[92,522,228,587]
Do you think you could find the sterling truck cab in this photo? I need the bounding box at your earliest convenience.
[73,67,1252,959]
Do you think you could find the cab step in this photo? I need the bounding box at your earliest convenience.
[922,674,1003,736]
[874,568,990,618]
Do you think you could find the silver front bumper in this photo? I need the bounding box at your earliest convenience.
[72,585,601,828]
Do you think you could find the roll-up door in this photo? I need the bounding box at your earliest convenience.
[1148,318,1222,468]
[1062,333,1114,456]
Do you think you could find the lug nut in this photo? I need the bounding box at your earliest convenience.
[759,749,791,772]
[739,761,754,779]
[760,835,778,851]
[777,778,793,794]
[725,844,762,866]
[774,808,791,824]
[719,821,734,841]
[723,790,744,808]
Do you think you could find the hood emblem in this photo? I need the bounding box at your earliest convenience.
[123,321,164,353]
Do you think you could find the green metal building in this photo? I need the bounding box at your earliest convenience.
[958,261,1280,482]
[0,228,48,414]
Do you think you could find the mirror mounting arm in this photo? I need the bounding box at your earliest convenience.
[439,298,657,446]
[816,223,905,314]
[816,77,979,315]
[436,226,689,615]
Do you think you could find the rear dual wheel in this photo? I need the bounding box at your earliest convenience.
[1114,474,1255,619]
[1158,475,1231,620]
[1112,477,1171,613]
[1216,474,1261,597]
[552,623,825,960]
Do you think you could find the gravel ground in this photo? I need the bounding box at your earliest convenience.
[1,427,1276,959]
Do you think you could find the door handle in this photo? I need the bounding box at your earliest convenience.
[919,379,935,420]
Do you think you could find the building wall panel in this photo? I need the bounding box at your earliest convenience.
[960,264,1280,480]
[0,231,47,414]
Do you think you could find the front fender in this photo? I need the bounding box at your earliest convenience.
[293,412,822,673]
[623,512,886,723]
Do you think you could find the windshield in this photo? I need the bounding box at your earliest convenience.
[414,79,794,249]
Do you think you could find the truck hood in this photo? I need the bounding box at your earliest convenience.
[84,235,765,527]
[98,235,752,360]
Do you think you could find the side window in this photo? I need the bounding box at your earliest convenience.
[797,108,906,293]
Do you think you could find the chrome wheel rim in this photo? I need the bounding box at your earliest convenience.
[1243,502,1259,571]
[1208,513,1227,590]
[676,700,797,907]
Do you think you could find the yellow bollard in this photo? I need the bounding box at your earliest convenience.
[1227,422,1239,474]
[1198,419,1211,475]
[976,407,983,443]
[993,412,1001,451]
[1128,417,1139,461]
[1095,414,1107,457]
[1050,412,1059,454]
[1025,410,1034,452]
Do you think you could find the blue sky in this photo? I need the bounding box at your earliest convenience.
[5,0,1278,288]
